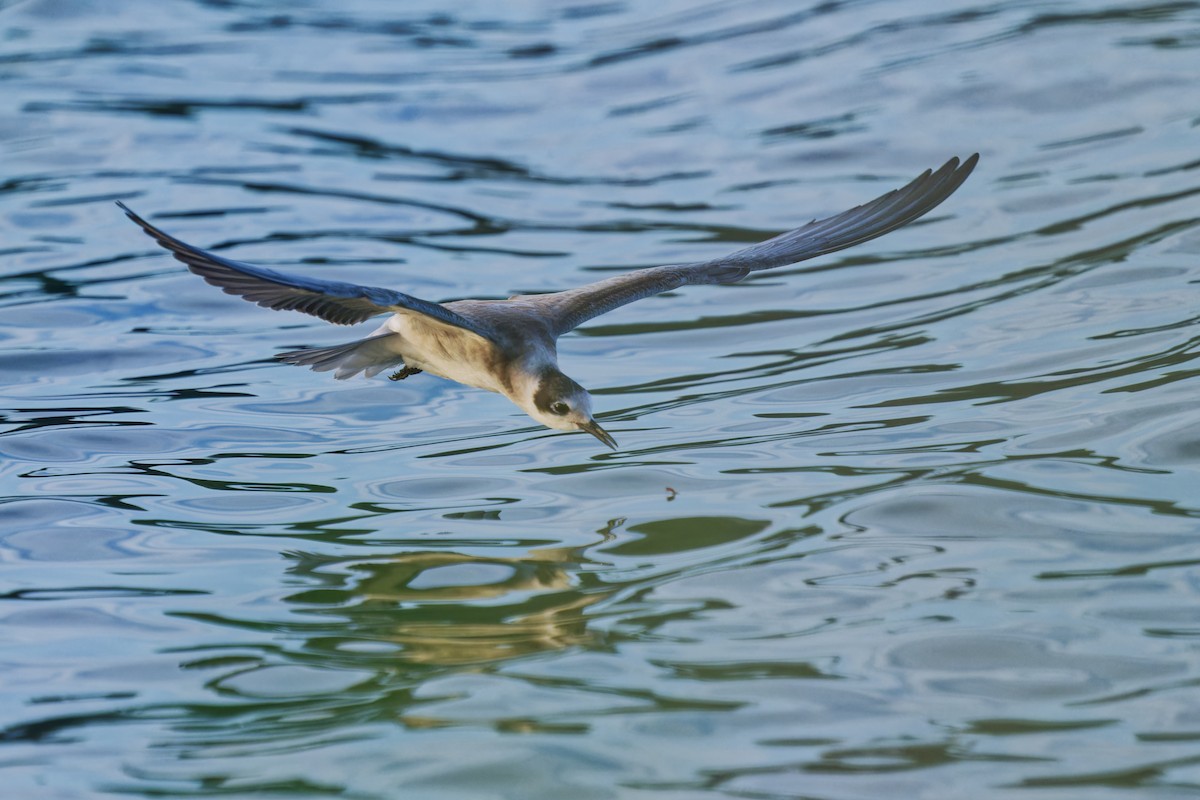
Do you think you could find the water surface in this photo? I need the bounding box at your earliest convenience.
[3,0,1200,797]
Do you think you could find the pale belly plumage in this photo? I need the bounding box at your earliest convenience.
[378,313,511,395]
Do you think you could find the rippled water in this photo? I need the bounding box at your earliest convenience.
[3,0,1200,797]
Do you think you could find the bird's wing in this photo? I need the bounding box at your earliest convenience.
[117,202,497,339]
[539,154,977,336]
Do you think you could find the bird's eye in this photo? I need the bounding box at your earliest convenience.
[550,401,570,416]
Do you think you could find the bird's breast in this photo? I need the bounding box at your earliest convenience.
[383,313,514,395]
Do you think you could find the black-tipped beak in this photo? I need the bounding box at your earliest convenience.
[579,419,617,449]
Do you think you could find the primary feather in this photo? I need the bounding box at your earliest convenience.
[116,202,495,338]
[537,154,978,335]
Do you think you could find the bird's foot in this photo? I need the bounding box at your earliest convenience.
[388,366,423,381]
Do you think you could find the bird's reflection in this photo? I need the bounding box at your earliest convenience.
[343,548,607,665]
[283,522,624,668]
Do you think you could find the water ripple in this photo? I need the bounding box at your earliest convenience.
[3,0,1200,797]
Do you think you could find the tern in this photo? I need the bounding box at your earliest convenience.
[118,153,977,449]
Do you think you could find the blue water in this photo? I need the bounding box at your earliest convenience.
[3,1,1200,797]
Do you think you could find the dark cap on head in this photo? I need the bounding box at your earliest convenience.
[533,368,583,415]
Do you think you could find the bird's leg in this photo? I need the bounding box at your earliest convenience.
[388,365,423,381]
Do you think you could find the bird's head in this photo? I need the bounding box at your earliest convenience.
[522,368,617,449]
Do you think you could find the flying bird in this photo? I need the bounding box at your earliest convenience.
[118,153,977,449]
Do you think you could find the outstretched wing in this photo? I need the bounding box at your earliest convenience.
[539,154,978,336]
[117,202,496,339]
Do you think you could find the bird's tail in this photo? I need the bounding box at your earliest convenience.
[277,333,405,380]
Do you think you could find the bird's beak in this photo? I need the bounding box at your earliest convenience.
[579,419,617,449]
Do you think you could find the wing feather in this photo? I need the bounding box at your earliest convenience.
[542,154,977,335]
[117,202,495,339]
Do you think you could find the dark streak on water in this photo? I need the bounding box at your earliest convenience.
[3,0,1200,797]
